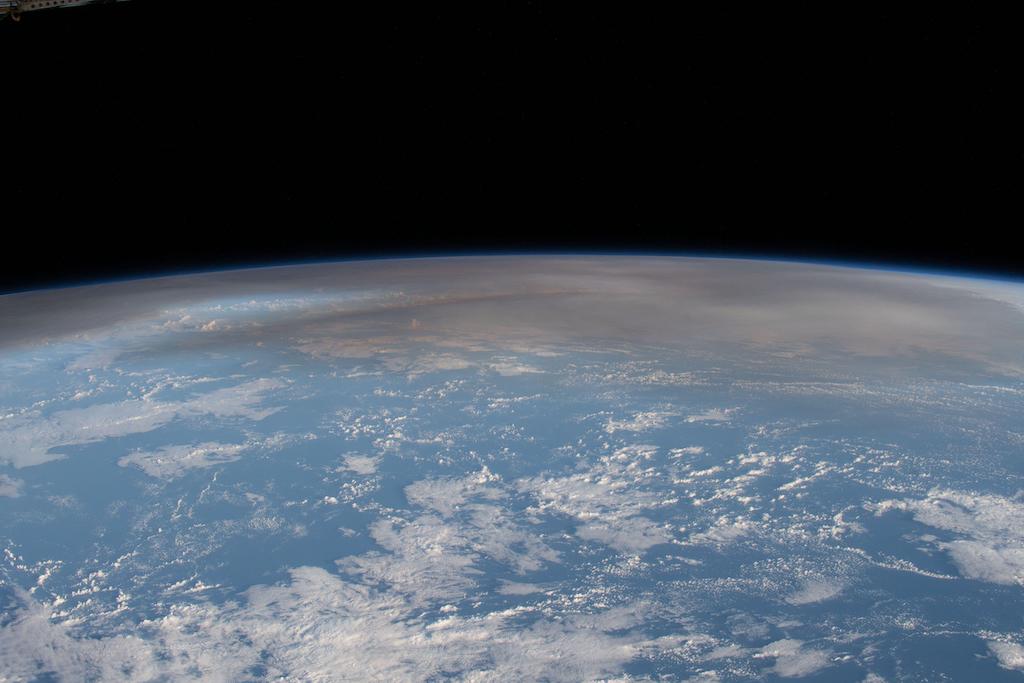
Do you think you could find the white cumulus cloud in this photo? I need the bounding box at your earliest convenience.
[874,489,1024,585]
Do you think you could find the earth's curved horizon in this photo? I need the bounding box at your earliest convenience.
[2,255,1023,681]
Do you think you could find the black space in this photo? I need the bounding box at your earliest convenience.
[1,2,1020,291]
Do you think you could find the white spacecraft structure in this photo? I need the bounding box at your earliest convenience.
[2,0,130,21]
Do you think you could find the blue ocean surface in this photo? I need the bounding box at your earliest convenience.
[1,256,1023,681]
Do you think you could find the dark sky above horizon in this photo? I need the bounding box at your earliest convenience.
[1,3,1019,291]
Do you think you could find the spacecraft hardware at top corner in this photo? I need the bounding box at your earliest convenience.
[2,0,130,22]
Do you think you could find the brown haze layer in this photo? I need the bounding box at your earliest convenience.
[2,256,1022,379]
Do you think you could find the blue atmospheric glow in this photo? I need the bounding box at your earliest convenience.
[4,249,1021,297]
